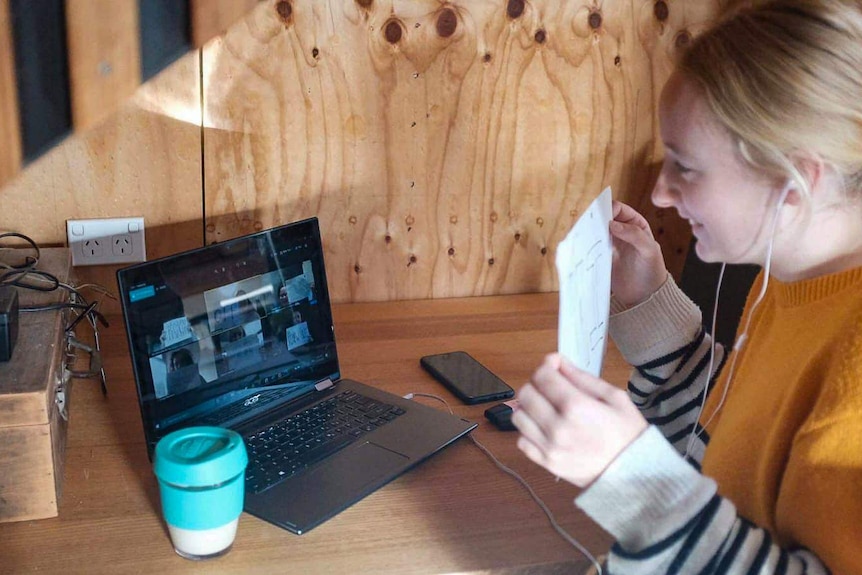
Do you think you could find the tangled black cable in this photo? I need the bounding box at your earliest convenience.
[0,232,111,394]
[0,232,109,331]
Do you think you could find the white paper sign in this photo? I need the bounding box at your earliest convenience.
[555,186,613,377]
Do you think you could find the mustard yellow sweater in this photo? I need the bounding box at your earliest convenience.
[577,267,862,574]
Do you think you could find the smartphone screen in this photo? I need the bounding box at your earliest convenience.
[420,351,514,404]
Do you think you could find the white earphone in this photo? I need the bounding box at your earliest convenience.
[684,182,793,458]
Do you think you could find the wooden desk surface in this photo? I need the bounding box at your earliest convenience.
[0,293,626,574]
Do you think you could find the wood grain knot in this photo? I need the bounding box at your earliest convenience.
[675,30,691,49]
[654,1,669,21]
[349,215,357,224]
[614,55,621,66]
[384,20,403,44]
[540,246,547,255]
[436,8,457,38]
[588,11,602,30]
[276,1,292,22]
[405,215,415,226]
[448,247,455,256]
[356,0,373,8]
[490,211,498,222]
[385,234,392,243]
[507,0,525,19]
[312,47,319,58]
[488,258,495,266]
[534,29,546,44]
[409,255,417,265]
[354,264,361,273]
[483,52,492,63]
[514,232,521,242]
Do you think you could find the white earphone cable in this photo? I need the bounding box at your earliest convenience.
[683,262,725,459]
[683,186,789,457]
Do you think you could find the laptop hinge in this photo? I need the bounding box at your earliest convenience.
[314,378,335,391]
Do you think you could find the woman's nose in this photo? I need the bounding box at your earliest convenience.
[651,170,675,208]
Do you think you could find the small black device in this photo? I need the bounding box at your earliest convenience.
[484,400,519,431]
[420,351,514,405]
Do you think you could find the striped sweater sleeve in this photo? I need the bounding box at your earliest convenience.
[607,275,724,466]
[574,277,830,574]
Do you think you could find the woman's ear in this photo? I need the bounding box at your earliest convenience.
[782,181,803,206]
[777,182,795,206]
[788,151,827,202]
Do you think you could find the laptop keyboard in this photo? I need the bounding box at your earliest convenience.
[243,390,406,493]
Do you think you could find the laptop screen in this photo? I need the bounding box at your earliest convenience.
[117,218,340,452]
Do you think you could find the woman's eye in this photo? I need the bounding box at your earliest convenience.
[674,161,693,174]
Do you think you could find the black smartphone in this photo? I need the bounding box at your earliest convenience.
[420,351,515,405]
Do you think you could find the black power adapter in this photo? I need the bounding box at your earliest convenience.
[0,285,19,362]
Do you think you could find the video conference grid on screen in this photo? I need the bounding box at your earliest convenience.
[147,261,319,399]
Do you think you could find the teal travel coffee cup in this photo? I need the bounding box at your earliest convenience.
[154,426,248,560]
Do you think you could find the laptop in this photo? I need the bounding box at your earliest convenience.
[117,217,477,534]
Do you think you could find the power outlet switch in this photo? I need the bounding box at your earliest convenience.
[67,218,146,266]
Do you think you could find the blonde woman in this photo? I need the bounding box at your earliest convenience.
[514,1,862,572]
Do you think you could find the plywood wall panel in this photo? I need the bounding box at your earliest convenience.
[0,0,726,307]
[0,0,21,187]
[202,0,723,303]
[190,0,261,48]
[0,53,204,312]
[65,0,141,132]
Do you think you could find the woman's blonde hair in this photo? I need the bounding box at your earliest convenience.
[678,0,862,199]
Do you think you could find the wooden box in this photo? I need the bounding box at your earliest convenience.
[0,249,73,522]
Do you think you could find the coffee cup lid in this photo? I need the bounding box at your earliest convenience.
[154,426,248,487]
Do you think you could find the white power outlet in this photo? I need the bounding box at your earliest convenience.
[67,217,147,266]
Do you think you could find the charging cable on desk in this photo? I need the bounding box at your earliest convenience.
[1,232,112,393]
[404,392,604,575]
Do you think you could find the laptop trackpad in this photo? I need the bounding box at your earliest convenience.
[256,441,409,532]
[306,441,409,489]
